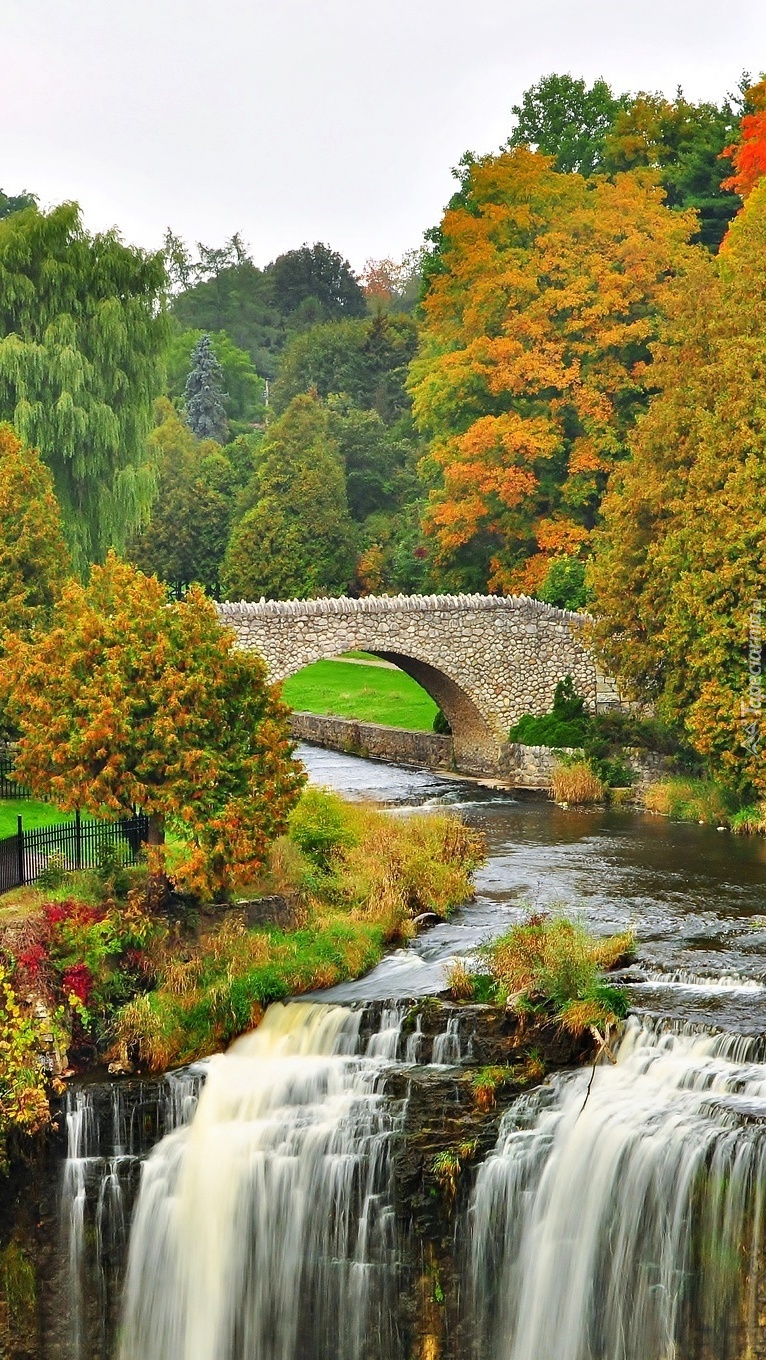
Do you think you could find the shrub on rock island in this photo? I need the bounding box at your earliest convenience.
[2,554,305,900]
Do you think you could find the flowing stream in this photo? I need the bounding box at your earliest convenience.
[56,747,766,1360]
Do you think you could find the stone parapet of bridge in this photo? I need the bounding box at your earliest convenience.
[217,593,619,776]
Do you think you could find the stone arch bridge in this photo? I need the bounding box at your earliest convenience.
[217,594,618,776]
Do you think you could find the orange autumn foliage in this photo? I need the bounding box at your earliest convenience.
[589,178,766,796]
[3,554,305,898]
[722,81,766,200]
[409,149,697,593]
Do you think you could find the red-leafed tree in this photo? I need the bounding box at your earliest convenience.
[722,79,766,199]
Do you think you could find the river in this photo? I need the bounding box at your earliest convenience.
[52,746,766,1360]
[300,745,766,1034]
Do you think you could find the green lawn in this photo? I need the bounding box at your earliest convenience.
[281,658,439,731]
[0,798,72,839]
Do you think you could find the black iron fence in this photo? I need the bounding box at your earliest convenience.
[0,811,150,896]
[0,749,32,800]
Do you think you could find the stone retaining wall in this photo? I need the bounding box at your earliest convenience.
[290,712,455,772]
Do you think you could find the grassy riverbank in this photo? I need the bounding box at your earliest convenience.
[0,790,484,1112]
[281,657,439,730]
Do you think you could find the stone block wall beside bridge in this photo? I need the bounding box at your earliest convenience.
[217,593,621,777]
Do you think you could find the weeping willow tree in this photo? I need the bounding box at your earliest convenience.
[0,203,169,570]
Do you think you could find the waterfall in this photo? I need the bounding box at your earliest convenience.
[433,1013,462,1065]
[61,1068,203,1359]
[118,1002,405,1360]
[470,1015,766,1360]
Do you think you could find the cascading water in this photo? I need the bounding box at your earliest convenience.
[471,1015,766,1360]
[118,1002,406,1360]
[61,1069,203,1359]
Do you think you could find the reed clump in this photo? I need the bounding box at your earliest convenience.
[643,777,731,825]
[727,802,766,835]
[550,760,606,806]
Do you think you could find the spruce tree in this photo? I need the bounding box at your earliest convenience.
[184,334,228,442]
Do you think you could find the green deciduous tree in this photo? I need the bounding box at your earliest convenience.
[0,203,169,571]
[508,73,624,175]
[3,554,304,898]
[223,395,356,601]
[266,243,366,320]
[128,404,236,596]
[326,398,409,522]
[272,313,419,424]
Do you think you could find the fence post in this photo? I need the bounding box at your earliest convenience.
[16,815,24,888]
[75,808,82,871]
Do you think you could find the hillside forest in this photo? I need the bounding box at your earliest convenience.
[1,71,765,798]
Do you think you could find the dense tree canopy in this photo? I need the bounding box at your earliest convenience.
[128,405,239,596]
[165,325,265,434]
[172,240,365,380]
[602,91,742,250]
[3,554,304,897]
[410,148,696,594]
[589,179,766,796]
[272,313,418,424]
[223,395,356,601]
[0,203,168,571]
[0,425,70,642]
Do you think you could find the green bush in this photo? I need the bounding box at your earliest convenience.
[510,681,700,788]
[509,676,589,748]
[288,788,357,871]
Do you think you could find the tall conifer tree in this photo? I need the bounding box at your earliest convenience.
[184,334,229,442]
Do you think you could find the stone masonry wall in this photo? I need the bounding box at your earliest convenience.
[218,593,620,775]
[290,712,455,772]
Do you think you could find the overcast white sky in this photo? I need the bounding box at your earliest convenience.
[2,1,764,272]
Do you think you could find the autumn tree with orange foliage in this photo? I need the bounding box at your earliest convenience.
[409,149,697,596]
[589,179,766,797]
[722,78,766,199]
[3,555,305,898]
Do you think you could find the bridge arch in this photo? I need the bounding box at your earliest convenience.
[217,594,616,775]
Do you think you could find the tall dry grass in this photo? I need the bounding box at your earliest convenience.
[550,761,606,805]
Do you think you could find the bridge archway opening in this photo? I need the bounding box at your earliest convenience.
[280,647,499,774]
